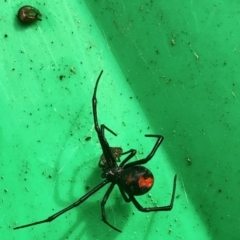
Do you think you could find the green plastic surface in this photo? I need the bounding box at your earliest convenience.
[1,1,240,240]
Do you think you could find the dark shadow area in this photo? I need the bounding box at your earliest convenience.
[84,1,240,239]
[53,159,131,239]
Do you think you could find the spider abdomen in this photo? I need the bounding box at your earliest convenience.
[120,166,154,196]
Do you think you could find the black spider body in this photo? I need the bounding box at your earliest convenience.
[119,165,154,196]
[14,70,177,232]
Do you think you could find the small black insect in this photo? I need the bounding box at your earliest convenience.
[17,6,42,24]
[13,71,177,232]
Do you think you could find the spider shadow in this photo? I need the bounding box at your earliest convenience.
[54,157,132,239]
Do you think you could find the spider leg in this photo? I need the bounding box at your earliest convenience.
[101,183,122,232]
[130,174,177,212]
[124,134,164,168]
[14,180,109,230]
[92,71,118,167]
[101,124,117,136]
[92,70,103,133]
[119,149,137,167]
[92,71,117,137]
[118,185,131,203]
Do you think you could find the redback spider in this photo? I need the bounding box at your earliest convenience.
[13,70,177,232]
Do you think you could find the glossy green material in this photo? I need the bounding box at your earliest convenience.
[1,1,239,240]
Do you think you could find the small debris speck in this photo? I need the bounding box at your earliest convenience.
[59,75,65,80]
